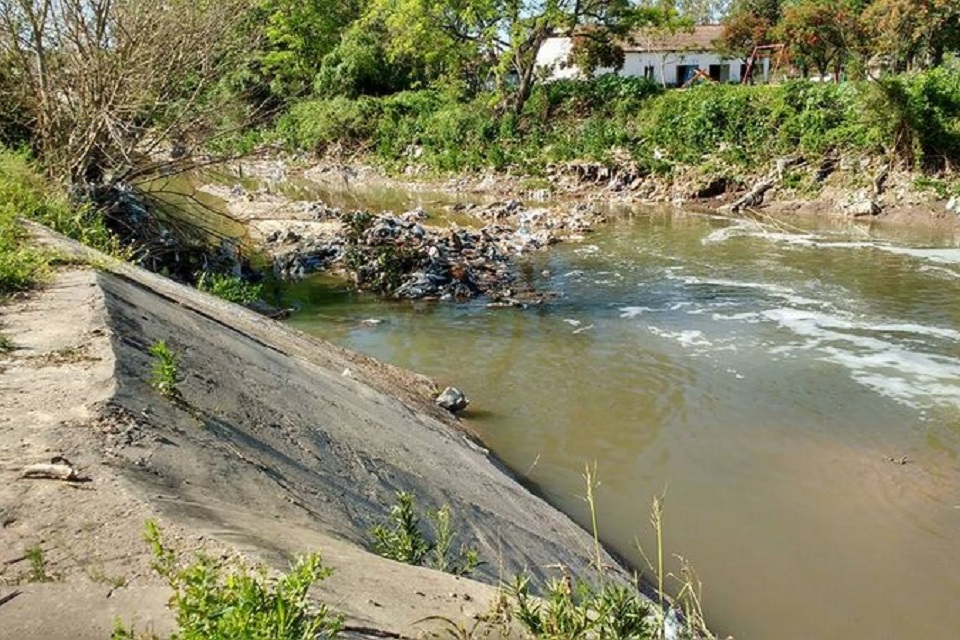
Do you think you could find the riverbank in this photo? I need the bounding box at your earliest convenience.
[0,231,638,638]
[182,153,960,304]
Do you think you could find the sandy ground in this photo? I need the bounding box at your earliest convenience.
[0,233,630,639]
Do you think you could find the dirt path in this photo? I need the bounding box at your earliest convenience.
[0,240,629,638]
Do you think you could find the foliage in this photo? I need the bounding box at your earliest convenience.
[196,272,263,305]
[148,340,181,400]
[722,0,960,77]
[363,0,671,114]
[371,491,481,577]
[509,574,654,640]
[0,332,12,352]
[277,97,382,153]
[114,521,341,640]
[275,70,960,177]
[0,148,122,252]
[0,0,252,186]
[247,0,361,100]
[772,0,864,78]
[865,68,960,166]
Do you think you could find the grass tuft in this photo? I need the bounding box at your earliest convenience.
[25,545,51,582]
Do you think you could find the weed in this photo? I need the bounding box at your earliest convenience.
[88,565,128,589]
[509,573,654,640]
[148,340,180,399]
[371,491,481,576]
[25,545,51,582]
[196,271,263,305]
[0,333,12,353]
[115,521,342,639]
[636,492,715,640]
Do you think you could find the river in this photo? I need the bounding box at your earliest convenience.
[274,199,960,640]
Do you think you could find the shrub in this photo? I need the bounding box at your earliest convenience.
[113,521,341,640]
[276,97,381,152]
[196,272,263,305]
[371,491,480,577]
[509,574,655,640]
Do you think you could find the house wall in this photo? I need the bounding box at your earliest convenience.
[536,37,755,86]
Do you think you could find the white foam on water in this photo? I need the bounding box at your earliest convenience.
[574,245,601,255]
[619,306,651,319]
[719,225,960,267]
[648,326,713,349]
[876,245,960,265]
[919,264,960,279]
[755,307,960,409]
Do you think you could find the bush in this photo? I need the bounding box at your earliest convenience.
[509,574,655,640]
[371,491,481,577]
[114,521,341,640]
[277,96,382,152]
[274,72,960,177]
[196,272,263,305]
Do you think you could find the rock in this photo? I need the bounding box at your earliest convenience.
[946,196,960,215]
[436,387,469,413]
[841,190,882,217]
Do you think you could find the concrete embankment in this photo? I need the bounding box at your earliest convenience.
[0,233,628,639]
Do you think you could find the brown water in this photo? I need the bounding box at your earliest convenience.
[280,207,960,640]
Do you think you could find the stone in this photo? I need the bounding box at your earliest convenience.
[842,190,881,217]
[436,387,469,413]
[946,196,960,215]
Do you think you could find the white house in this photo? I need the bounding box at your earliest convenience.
[536,25,764,87]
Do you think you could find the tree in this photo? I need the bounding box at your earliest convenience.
[717,0,783,59]
[243,0,361,101]
[774,0,864,79]
[0,0,253,186]
[629,2,695,87]
[675,0,732,24]
[862,0,960,72]
[364,0,667,114]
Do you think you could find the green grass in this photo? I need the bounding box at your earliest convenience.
[148,340,181,400]
[196,271,263,305]
[113,521,341,640]
[0,146,129,300]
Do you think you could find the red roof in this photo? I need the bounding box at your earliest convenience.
[621,25,725,53]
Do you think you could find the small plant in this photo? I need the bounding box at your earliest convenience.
[148,340,180,399]
[25,545,51,582]
[371,491,481,576]
[509,573,654,640]
[0,332,12,353]
[196,271,263,305]
[115,521,342,639]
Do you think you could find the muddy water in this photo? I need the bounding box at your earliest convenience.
[277,204,960,640]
